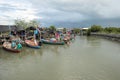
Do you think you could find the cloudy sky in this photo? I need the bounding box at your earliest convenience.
[0,0,120,27]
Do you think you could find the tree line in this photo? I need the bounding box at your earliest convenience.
[89,25,120,33]
[14,19,80,34]
[15,19,120,34]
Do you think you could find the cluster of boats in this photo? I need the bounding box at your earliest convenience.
[2,35,75,53]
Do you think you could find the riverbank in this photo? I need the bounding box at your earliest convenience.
[91,33,120,42]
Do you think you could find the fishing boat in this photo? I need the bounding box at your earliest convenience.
[2,42,21,53]
[25,40,40,49]
[42,39,65,45]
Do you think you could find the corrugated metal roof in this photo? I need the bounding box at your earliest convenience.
[0,25,24,32]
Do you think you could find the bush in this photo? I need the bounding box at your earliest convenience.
[90,25,103,32]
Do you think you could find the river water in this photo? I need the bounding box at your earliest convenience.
[0,36,120,80]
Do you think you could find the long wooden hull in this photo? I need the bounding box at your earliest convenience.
[2,42,21,53]
[42,40,65,45]
[25,40,40,49]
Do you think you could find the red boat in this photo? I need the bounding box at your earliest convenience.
[2,42,21,53]
[25,40,40,49]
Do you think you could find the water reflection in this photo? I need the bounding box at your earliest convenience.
[0,43,71,61]
[86,36,101,47]
[79,36,101,47]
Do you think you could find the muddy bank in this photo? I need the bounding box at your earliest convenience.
[91,33,120,42]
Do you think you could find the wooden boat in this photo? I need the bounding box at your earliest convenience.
[2,42,21,53]
[25,40,40,49]
[42,39,65,45]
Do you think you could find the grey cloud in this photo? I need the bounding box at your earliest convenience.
[40,18,120,27]
[1,0,120,27]
[30,0,120,27]
[0,3,27,12]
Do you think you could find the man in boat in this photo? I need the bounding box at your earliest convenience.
[55,32,60,41]
[11,41,16,49]
[16,42,22,49]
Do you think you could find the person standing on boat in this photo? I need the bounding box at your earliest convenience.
[34,29,38,45]
[34,29,38,39]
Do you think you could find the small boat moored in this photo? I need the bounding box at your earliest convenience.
[42,39,65,45]
[25,40,40,49]
[2,42,21,53]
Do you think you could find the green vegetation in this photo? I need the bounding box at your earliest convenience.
[29,20,39,27]
[63,28,66,33]
[14,20,120,35]
[15,19,28,29]
[87,25,120,35]
[104,27,120,33]
[87,29,91,36]
[49,25,56,31]
[73,28,80,34]
[90,25,103,32]
[14,19,39,29]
